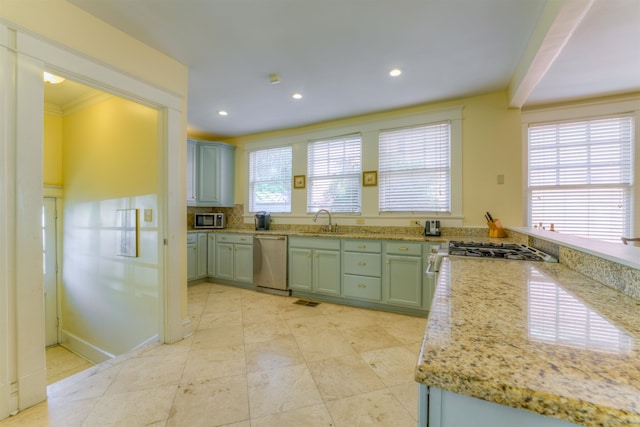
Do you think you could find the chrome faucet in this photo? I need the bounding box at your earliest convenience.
[313,209,333,232]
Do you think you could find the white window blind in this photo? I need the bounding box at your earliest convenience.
[307,134,361,213]
[249,146,292,213]
[379,123,451,212]
[528,116,633,242]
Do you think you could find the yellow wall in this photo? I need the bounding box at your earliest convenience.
[228,90,524,227]
[460,91,523,227]
[43,113,63,186]
[60,96,160,356]
[63,97,158,199]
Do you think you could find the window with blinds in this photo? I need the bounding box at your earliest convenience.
[307,134,361,213]
[379,123,451,212]
[527,116,633,242]
[249,146,292,213]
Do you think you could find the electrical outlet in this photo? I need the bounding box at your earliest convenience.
[412,220,422,227]
[356,218,365,225]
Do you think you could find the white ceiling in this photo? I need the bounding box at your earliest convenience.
[51,0,640,137]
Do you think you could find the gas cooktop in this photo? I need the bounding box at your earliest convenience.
[448,241,557,262]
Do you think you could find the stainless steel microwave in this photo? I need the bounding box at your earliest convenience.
[194,213,225,229]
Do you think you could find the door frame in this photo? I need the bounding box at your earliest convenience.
[0,22,186,416]
[42,192,63,347]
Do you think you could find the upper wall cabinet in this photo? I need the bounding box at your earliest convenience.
[187,139,236,207]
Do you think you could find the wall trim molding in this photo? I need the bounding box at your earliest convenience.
[60,330,115,364]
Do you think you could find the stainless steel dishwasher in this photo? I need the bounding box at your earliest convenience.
[253,235,289,296]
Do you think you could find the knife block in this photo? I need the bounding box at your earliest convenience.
[488,219,507,238]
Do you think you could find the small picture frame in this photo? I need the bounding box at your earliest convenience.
[363,170,378,187]
[293,175,306,189]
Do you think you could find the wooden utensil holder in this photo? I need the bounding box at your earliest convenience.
[488,219,507,238]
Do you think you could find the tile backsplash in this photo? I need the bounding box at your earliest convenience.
[188,205,493,238]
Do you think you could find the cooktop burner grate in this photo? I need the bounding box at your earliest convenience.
[448,241,557,262]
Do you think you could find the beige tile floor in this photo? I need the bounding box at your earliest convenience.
[1,282,428,426]
[46,345,94,385]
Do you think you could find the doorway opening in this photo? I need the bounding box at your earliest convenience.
[43,75,162,383]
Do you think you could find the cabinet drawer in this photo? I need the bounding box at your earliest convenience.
[385,242,422,256]
[217,234,252,245]
[342,240,381,253]
[187,234,198,245]
[343,252,381,277]
[343,275,381,301]
[289,237,340,250]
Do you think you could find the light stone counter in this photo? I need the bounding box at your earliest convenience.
[415,257,640,426]
[187,228,515,244]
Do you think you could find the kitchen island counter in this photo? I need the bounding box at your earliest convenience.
[415,257,640,427]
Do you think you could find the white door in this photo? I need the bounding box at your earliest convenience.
[43,197,58,347]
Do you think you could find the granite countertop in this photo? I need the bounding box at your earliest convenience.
[415,257,640,427]
[188,228,444,242]
[187,228,514,244]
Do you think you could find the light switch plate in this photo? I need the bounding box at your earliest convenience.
[497,174,505,185]
[144,209,152,222]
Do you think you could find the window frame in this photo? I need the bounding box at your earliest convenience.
[522,98,640,242]
[242,105,463,225]
[378,122,452,214]
[306,133,362,214]
[247,145,293,214]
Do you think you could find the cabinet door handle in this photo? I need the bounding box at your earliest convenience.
[228,247,233,251]
[357,245,366,249]
[358,284,366,288]
[386,260,390,264]
[240,238,246,241]
[307,253,311,258]
[221,237,227,240]
[399,247,409,251]
[357,261,366,266]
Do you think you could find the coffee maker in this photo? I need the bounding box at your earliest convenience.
[254,211,270,230]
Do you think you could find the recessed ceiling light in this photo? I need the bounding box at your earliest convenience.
[43,71,65,84]
[389,68,402,77]
[218,110,228,116]
[292,93,303,100]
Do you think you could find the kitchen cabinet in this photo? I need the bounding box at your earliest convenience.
[342,240,382,302]
[197,233,208,278]
[383,242,423,308]
[187,233,208,281]
[214,233,253,283]
[207,233,216,276]
[187,234,197,281]
[187,139,236,207]
[288,237,340,296]
[419,386,579,427]
[187,140,197,205]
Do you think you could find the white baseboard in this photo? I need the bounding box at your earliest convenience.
[60,330,115,364]
[182,317,192,339]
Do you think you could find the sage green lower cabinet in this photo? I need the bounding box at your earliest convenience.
[288,237,340,295]
[314,250,341,295]
[233,243,254,283]
[342,240,383,302]
[383,242,424,308]
[207,233,216,276]
[197,233,208,279]
[289,248,313,290]
[188,233,208,281]
[419,386,581,427]
[187,234,198,281]
[214,233,253,283]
